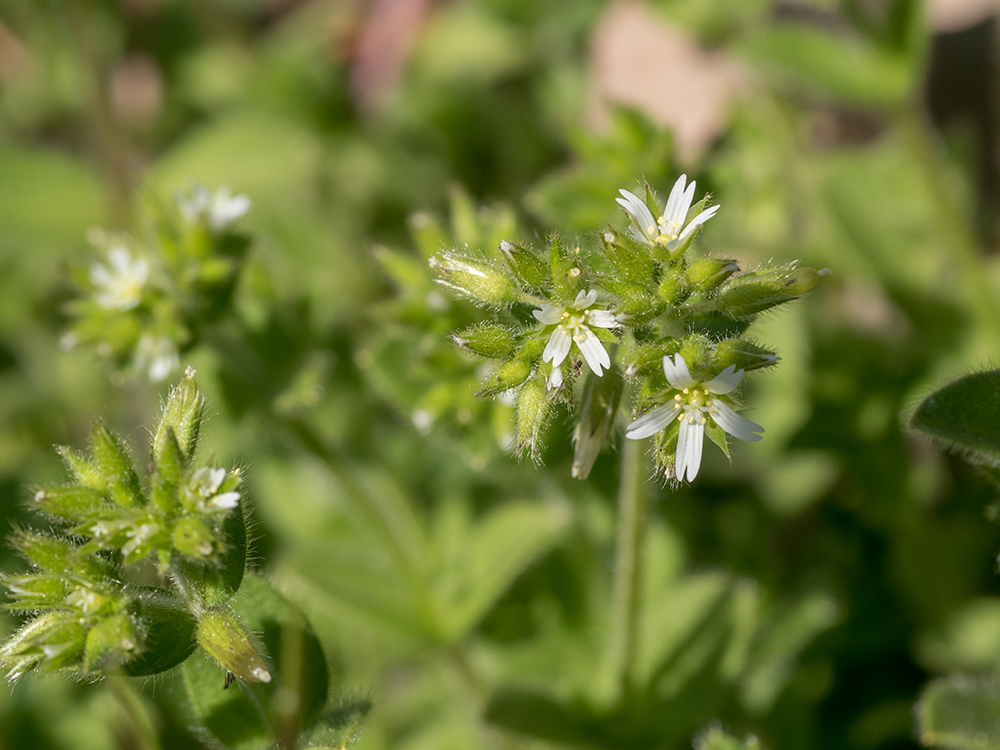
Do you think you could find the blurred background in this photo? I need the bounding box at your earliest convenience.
[2,0,1000,749]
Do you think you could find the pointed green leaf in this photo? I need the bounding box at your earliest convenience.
[911,370,1000,467]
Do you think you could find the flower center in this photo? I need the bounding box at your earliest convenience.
[674,387,716,425]
[563,313,585,329]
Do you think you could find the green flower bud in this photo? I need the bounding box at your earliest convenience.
[657,274,690,305]
[31,485,105,521]
[713,339,780,372]
[624,340,683,379]
[10,531,73,572]
[172,516,217,559]
[716,264,821,318]
[91,421,143,508]
[55,445,105,492]
[499,240,548,288]
[685,258,740,292]
[154,367,206,463]
[452,324,517,359]
[429,252,526,308]
[478,357,533,397]
[3,575,67,611]
[515,376,552,461]
[572,363,624,479]
[84,613,138,672]
[615,290,666,324]
[197,611,271,684]
[0,612,84,680]
[678,335,715,376]
[548,236,584,299]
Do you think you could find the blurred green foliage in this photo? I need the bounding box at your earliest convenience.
[1,0,1000,749]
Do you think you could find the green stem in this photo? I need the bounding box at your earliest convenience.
[606,436,647,702]
[108,678,162,750]
[895,104,1000,342]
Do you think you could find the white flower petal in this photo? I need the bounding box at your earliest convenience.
[702,365,744,395]
[663,175,688,226]
[547,365,563,391]
[628,227,653,247]
[543,327,573,366]
[625,403,681,440]
[586,309,619,328]
[676,416,704,482]
[672,205,720,248]
[533,305,564,325]
[575,289,598,309]
[617,189,657,239]
[575,326,610,376]
[708,400,763,442]
[662,354,697,390]
[209,492,240,510]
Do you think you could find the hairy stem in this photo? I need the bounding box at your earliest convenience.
[606,436,647,701]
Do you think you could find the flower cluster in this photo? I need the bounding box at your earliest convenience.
[429,174,820,480]
[0,369,260,681]
[65,185,251,382]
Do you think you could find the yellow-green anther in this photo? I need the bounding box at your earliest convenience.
[196,612,271,684]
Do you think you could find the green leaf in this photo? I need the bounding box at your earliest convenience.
[918,675,1000,750]
[485,688,598,747]
[745,26,913,106]
[441,501,569,642]
[182,576,329,750]
[123,589,198,677]
[910,370,1000,467]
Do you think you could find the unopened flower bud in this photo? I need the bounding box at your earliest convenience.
[91,422,143,508]
[716,264,821,318]
[515,377,552,461]
[479,357,533,397]
[154,367,206,463]
[713,339,780,372]
[31,486,104,521]
[4,575,66,611]
[172,516,217,559]
[685,258,740,292]
[430,252,526,308]
[624,341,682,378]
[657,275,690,305]
[499,240,548,289]
[197,611,271,684]
[84,613,138,672]
[10,530,74,572]
[452,324,517,359]
[678,335,715,375]
[599,230,654,284]
[55,445,105,492]
[572,364,624,479]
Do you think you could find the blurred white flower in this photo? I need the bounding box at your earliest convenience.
[177,185,251,230]
[134,334,179,382]
[625,353,763,481]
[90,246,148,311]
[617,174,719,252]
[533,289,619,377]
[187,466,240,513]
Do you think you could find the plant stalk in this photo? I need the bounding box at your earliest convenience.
[607,435,647,702]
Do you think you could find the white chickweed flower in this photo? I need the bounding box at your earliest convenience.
[177,185,251,230]
[134,334,179,382]
[533,290,619,376]
[187,466,240,513]
[616,174,719,252]
[625,354,763,481]
[90,246,149,311]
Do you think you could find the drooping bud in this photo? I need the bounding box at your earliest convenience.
[452,324,518,359]
[197,611,271,684]
[154,367,206,463]
[685,258,740,292]
[499,240,548,289]
[91,421,143,508]
[515,376,553,461]
[30,485,105,521]
[572,363,624,479]
[716,264,821,318]
[172,516,217,559]
[429,252,527,308]
[713,339,780,372]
